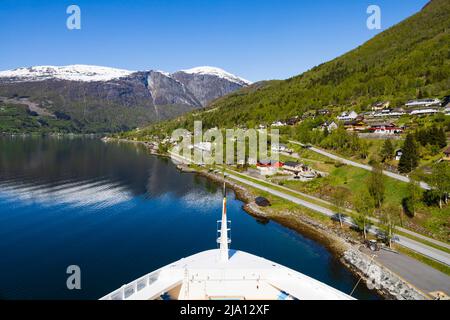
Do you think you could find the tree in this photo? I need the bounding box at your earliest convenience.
[353,190,374,239]
[367,162,385,208]
[398,134,419,173]
[429,162,450,208]
[379,204,401,248]
[380,139,394,162]
[437,127,447,149]
[404,176,422,217]
[332,187,348,228]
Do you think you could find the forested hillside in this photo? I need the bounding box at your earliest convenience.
[129,0,449,136]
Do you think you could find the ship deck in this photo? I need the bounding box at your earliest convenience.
[100,249,354,300]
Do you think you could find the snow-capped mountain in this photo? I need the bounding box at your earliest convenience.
[179,66,251,86]
[0,64,251,86]
[0,65,134,82]
[0,64,251,133]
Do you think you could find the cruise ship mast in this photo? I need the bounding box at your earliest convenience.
[219,179,229,262]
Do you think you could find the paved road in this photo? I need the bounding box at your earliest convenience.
[288,140,431,190]
[361,247,450,296]
[225,171,450,266]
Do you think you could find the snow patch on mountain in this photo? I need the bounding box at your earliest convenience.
[179,66,252,85]
[0,65,134,82]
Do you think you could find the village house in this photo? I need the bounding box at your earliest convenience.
[320,121,338,132]
[344,119,367,132]
[371,101,390,111]
[337,111,358,122]
[405,98,441,108]
[318,109,331,116]
[256,160,284,176]
[395,149,403,161]
[368,123,403,135]
[271,121,286,127]
[409,109,439,116]
[271,143,292,154]
[283,161,317,180]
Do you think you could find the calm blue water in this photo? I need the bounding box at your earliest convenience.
[0,136,380,299]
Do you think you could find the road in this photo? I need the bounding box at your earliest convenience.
[360,247,450,296]
[225,171,450,266]
[288,140,431,190]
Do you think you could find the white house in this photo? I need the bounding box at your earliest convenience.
[337,111,358,121]
[271,143,292,153]
[320,121,338,132]
[410,109,439,116]
[405,98,441,108]
[271,121,286,127]
[257,166,278,176]
[445,107,450,116]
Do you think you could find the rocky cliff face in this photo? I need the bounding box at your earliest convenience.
[0,65,250,132]
[172,70,248,106]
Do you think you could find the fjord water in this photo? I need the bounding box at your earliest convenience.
[0,136,380,300]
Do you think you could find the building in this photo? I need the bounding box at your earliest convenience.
[440,95,450,108]
[320,121,338,132]
[371,101,390,111]
[283,161,303,173]
[405,98,441,108]
[368,123,403,135]
[337,111,358,121]
[318,109,331,116]
[445,107,450,116]
[344,119,367,132]
[443,146,450,162]
[409,109,439,116]
[271,121,286,127]
[271,143,292,154]
[395,149,403,161]
[256,160,284,176]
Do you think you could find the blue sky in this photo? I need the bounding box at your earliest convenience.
[0,0,429,82]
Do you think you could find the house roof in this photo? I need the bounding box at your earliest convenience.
[284,161,301,167]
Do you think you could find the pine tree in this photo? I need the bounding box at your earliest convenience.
[367,162,385,208]
[398,134,419,173]
[380,139,394,162]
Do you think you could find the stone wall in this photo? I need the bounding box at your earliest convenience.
[342,250,427,300]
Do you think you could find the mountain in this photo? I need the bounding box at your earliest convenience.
[151,0,449,130]
[0,65,250,133]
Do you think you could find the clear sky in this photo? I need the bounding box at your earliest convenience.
[0,0,429,82]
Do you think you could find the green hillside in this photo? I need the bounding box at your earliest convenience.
[128,0,449,136]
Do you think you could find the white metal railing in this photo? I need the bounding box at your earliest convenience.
[100,269,161,300]
[216,220,231,245]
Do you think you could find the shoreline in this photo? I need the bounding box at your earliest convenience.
[105,137,429,300]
